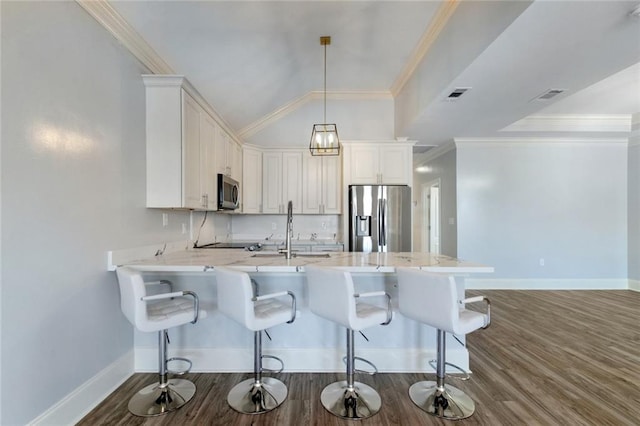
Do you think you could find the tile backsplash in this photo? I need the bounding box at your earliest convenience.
[232,214,342,242]
[191,212,342,245]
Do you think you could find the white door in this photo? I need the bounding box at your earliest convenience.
[422,179,441,254]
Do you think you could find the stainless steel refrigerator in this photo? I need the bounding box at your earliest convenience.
[349,185,412,252]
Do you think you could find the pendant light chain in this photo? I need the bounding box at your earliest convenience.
[323,42,327,125]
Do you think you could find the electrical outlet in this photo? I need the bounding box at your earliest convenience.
[322,222,327,230]
[162,213,168,227]
[181,223,187,234]
[272,222,277,230]
[539,258,545,266]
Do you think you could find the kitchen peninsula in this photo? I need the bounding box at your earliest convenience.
[126,249,493,274]
[123,249,493,374]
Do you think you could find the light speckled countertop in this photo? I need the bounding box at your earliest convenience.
[125,249,493,274]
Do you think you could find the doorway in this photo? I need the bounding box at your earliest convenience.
[422,179,441,254]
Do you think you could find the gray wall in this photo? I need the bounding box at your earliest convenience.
[1,3,191,424]
[413,147,458,257]
[456,141,627,280]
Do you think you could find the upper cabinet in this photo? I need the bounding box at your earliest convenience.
[346,142,413,185]
[242,146,262,214]
[303,154,342,214]
[143,75,241,210]
[262,151,303,214]
[215,128,242,183]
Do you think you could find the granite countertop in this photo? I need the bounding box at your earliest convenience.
[125,249,493,274]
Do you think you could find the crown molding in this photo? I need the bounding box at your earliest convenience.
[76,0,174,74]
[414,140,456,164]
[238,90,392,139]
[454,137,629,147]
[390,0,460,96]
[501,114,632,133]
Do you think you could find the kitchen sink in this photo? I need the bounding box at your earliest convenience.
[250,252,331,258]
[293,252,330,258]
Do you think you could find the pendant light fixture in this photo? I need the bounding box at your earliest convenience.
[309,36,340,156]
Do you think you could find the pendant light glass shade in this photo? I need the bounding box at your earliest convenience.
[310,123,340,156]
[310,36,340,156]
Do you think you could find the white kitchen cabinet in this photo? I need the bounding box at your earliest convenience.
[199,110,217,210]
[233,142,243,183]
[144,76,217,209]
[262,151,303,214]
[215,128,242,183]
[242,146,262,213]
[303,154,342,214]
[348,143,412,185]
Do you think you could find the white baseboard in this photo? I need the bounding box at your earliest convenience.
[135,347,470,374]
[28,351,134,426]
[466,278,629,290]
[629,279,640,292]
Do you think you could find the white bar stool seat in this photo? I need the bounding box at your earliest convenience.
[397,268,490,420]
[215,267,297,415]
[305,265,392,420]
[116,266,207,417]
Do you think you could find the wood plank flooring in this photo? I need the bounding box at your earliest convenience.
[78,290,640,425]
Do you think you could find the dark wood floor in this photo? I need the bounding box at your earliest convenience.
[79,290,640,425]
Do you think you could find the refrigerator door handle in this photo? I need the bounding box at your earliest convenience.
[377,199,382,247]
[380,199,386,247]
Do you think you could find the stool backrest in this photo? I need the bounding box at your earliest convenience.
[115,266,149,329]
[397,268,458,334]
[305,265,356,328]
[215,267,254,327]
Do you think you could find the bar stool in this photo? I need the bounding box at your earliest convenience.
[215,267,297,414]
[115,266,207,417]
[305,265,392,420]
[396,268,490,420]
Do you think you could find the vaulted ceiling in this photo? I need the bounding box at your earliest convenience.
[96,0,640,149]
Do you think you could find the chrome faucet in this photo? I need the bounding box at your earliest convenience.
[280,200,293,259]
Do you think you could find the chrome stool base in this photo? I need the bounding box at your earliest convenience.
[227,377,288,414]
[128,378,196,417]
[408,380,475,420]
[320,380,382,420]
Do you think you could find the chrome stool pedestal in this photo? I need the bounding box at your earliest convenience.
[128,329,196,417]
[408,330,474,420]
[227,330,287,414]
[320,330,381,419]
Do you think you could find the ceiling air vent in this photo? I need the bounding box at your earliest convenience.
[533,89,565,101]
[446,87,470,100]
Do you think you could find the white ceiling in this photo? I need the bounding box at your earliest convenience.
[108,0,640,148]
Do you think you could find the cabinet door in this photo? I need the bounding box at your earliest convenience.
[379,145,411,184]
[232,141,243,183]
[182,92,202,209]
[242,147,262,213]
[200,113,217,209]
[322,156,342,214]
[262,152,283,214]
[302,154,322,213]
[349,146,379,184]
[282,152,303,212]
[214,126,227,176]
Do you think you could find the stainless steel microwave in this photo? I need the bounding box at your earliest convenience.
[217,174,239,210]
